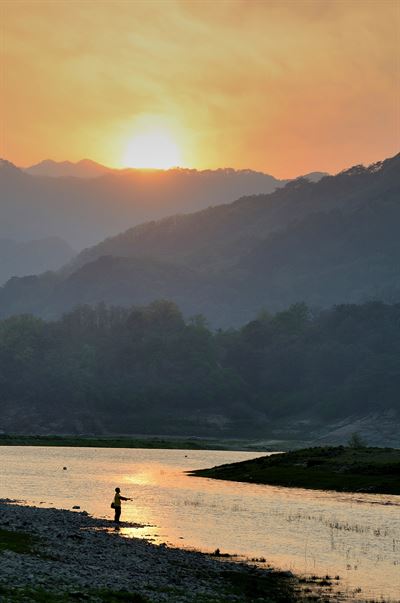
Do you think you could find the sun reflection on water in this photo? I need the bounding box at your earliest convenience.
[1,446,399,601]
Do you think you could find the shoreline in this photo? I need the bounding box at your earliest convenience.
[0,434,276,452]
[0,500,335,602]
[190,445,400,495]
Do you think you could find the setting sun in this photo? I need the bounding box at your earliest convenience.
[121,128,182,169]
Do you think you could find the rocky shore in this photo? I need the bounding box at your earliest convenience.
[0,499,327,603]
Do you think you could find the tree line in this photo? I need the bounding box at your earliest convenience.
[1,300,399,435]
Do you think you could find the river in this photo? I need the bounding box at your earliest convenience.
[1,446,399,601]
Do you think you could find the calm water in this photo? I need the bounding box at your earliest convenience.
[1,446,399,601]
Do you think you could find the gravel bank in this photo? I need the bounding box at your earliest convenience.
[0,499,305,603]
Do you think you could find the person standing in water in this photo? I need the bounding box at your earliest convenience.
[113,487,131,524]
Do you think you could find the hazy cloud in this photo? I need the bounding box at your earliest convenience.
[1,0,399,176]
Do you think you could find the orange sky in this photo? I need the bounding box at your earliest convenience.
[1,0,399,178]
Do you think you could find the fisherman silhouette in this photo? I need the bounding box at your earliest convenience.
[112,487,131,524]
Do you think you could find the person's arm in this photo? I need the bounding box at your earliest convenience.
[120,495,131,501]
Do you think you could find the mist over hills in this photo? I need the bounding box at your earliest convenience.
[0,237,74,286]
[1,158,288,248]
[0,153,398,326]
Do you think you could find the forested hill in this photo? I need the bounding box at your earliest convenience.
[0,159,285,248]
[70,153,399,273]
[1,300,399,443]
[0,153,398,326]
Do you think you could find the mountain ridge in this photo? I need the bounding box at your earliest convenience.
[0,152,398,325]
[68,153,399,273]
[1,158,289,248]
[21,157,328,182]
[24,158,114,179]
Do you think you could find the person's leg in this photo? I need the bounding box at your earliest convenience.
[114,506,121,523]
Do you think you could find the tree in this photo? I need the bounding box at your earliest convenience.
[348,432,367,449]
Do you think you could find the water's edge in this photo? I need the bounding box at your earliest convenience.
[1,446,399,601]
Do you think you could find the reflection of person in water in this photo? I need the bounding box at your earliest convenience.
[113,487,131,524]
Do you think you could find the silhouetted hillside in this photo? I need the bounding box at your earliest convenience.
[0,154,398,325]
[0,160,285,248]
[234,196,400,311]
[24,158,327,182]
[70,154,398,273]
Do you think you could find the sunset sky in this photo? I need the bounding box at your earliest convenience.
[1,0,399,178]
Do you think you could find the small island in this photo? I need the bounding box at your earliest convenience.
[190,445,400,495]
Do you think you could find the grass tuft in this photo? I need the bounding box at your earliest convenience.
[0,528,37,555]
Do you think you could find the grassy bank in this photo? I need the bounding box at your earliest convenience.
[0,433,317,451]
[190,445,400,494]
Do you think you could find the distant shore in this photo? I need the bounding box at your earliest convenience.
[191,445,400,495]
[0,433,287,451]
[0,500,332,602]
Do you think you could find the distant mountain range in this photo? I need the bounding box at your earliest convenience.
[0,153,398,325]
[1,158,298,249]
[0,237,74,286]
[22,157,327,183]
[24,158,114,179]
